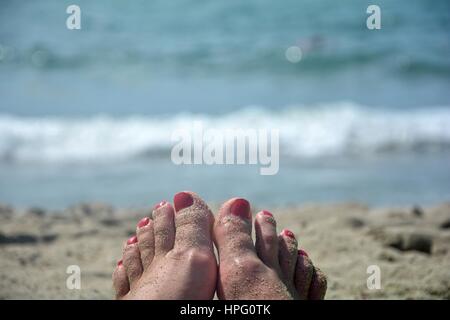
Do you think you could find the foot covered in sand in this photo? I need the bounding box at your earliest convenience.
[113,191,217,299]
[213,198,327,299]
[113,192,327,300]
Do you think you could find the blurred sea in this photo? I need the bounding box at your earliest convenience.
[0,0,449,208]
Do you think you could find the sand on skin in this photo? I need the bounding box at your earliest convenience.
[0,202,449,299]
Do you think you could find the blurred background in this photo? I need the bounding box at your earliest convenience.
[1,0,449,208]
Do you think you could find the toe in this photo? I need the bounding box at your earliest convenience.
[213,197,256,263]
[123,235,143,287]
[112,260,129,299]
[136,216,155,270]
[172,191,214,252]
[294,250,314,300]
[308,267,327,300]
[278,229,298,283]
[152,201,176,256]
[254,210,280,269]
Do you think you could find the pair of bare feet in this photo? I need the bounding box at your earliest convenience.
[112,191,327,300]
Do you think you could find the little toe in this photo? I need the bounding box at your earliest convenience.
[309,267,328,300]
[112,259,129,299]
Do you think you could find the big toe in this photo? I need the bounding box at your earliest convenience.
[172,191,215,252]
[213,197,256,264]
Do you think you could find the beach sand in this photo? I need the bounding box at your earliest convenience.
[1,202,449,299]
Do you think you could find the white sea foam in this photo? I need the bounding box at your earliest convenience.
[1,102,450,164]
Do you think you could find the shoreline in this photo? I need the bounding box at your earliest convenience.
[1,202,449,299]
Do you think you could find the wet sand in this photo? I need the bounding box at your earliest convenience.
[0,202,449,299]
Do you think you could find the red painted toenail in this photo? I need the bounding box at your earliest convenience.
[117,259,123,266]
[153,200,167,210]
[173,192,193,212]
[137,217,150,228]
[127,235,138,245]
[261,210,273,217]
[230,198,251,219]
[298,249,309,257]
[282,229,296,239]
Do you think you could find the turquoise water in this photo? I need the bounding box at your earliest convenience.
[1,154,449,208]
[0,0,449,208]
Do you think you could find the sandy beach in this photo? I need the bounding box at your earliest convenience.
[1,201,449,299]
[2,0,450,303]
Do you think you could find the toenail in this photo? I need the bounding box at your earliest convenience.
[117,259,123,266]
[298,249,309,257]
[137,217,150,228]
[127,235,138,245]
[261,210,273,217]
[282,229,296,239]
[153,200,167,210]
[230,198,251,219]
[173,192,194,212]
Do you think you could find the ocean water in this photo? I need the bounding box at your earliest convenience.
[0,0,450,208]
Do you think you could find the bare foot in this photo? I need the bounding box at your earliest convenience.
[112,191,217,299]
[213,198,327,300]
